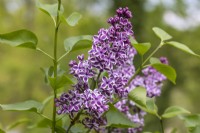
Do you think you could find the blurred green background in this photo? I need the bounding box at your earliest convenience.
[0,0,200,132]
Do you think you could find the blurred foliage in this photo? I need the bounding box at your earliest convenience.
[0,0,200,132]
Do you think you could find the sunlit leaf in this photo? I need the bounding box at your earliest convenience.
[152,27,172,41]
[106,104,138,128]
[6,118,30,130]
[64,35,93,53]
[61,12,82,27]
[128,87,146,108]
[133,43,151,55]
[151,63,176,84]
[0,30,38,49]
[130,36,138,44]
[150,57,161,64]
[166,41,200,57]
[162,106,190,119]
[36,0,64,17]
[128,87,158,115]
[0,100,43,113]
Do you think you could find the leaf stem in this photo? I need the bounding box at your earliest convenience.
[58,51,68,62]
[126,42,162,87]
[36,48,54,60]
[160,119,165,133]
[66,110,83,133]
[52,0,61,132]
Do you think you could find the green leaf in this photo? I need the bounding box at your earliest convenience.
[106,104,138,128]
[133,43,151,55]
[0,30,38,49]
[70,123,88,133]
[61,12,82,27]
[152,27,172,41]
[6,118,30,130]
[166,41,200,57]
[146,98,158,114]
[188,126,200,133]
[162,106,190,119]
[64,35,93,53]
[130,36,138,44]
[49,75,74,89]
[150,57,161,64]
[0,100,43,113]
[128,87,158,115]
[128,87,146,108]
[151,63,176,84]
[179,114,200,128]
[36,0,64,17]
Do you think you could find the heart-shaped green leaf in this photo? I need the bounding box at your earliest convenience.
[152,27,172,41]
[106,104,138,128]
[0,30,38,49]
[151,63,176,84]
[61,12,82,27]
[166,41,200,57]
[64,35,93,53]
[0,100,43,113]
[162,106,190,119]
[133,43,151,55]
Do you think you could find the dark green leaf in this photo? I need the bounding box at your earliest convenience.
[6,119,30,130]
[152,27,172,41]
[188,126,200,133]
[150,57,161,64]
[162,106,190,119]
[151,63,176,84]
[0,30,38,49]
[128,87,146,108]
[106,104,138,128]
[166,41,200,57]
[132,43,151,55]
[36,0,64,17]
[64,35,93,53]
[61,12,82,27]
[0,100,43,113]
[49,75,74,89]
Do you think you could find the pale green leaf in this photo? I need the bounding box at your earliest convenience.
[179,114,200,128]
[128,87,146,108]
[61,12,82,27]
[151,63,176,84]
[64,35,93,53]
[152,27,172,41]
[106,104,138,128]
[0,100,43,113]
[166,41,200,57]
[49,75,74,89]
[0,30,38,49]
[150,57,161,64]
[133,43,151,55]
[36,0,64,17]
[162,106,190,119]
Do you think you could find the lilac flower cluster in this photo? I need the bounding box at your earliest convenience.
[56,7,168,133]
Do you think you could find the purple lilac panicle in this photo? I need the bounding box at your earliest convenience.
[56,7,168,132]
